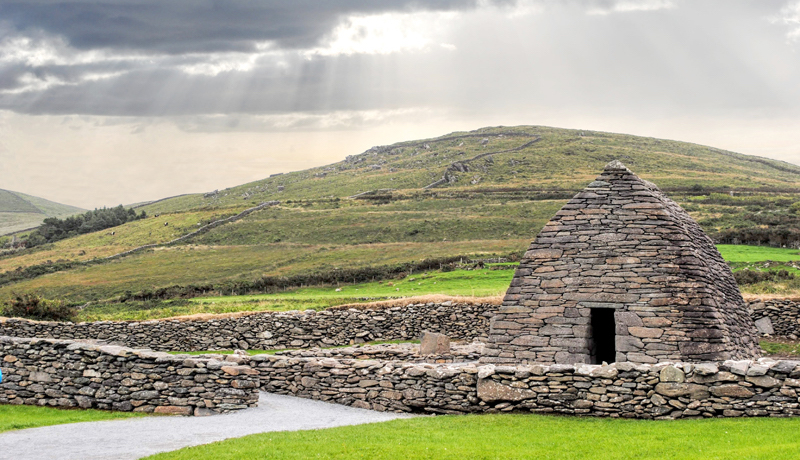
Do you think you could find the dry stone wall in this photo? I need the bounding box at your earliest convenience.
[0,302,495,352]
[271,342,482,363]
[0,299,797,354]
[255,355,800,419]
[750,299,800,339]
[0,336,259,415]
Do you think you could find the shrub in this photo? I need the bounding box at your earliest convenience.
[1,293,76,321]
[734,269,796,285]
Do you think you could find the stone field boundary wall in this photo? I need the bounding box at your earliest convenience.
[0,299,797,353]
[272,342,482,363]
[0,302,496,352]
[254,355,800,419]
[750,299,800,339]
[0,336,259,415]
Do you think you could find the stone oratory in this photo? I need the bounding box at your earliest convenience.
[482,160,760,365]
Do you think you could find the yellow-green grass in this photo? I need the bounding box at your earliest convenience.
[717,245,800,263]
[0,212,48,236]
[0,240,526,303]
[761,341,800,357]
[77,268,514,320]
[198,268,513,301]
[146,413,800,460]
[0,404,146,433]
[0,207,247,273]
[140,126,800,213]
[195,199,564,246]
[77,297,360,321]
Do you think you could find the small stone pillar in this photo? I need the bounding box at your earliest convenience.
[419,331,450,355]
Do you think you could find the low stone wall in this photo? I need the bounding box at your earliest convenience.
[271,342,482,363]
[254,356,800,418]
[750,299,800,339]
[0,299,797,355]
[0,302,496,351]
[0,336,259,415]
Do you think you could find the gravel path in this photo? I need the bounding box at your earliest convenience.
[0,393,413,460]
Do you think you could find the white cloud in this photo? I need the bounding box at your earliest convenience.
[773,1,800,41]
[305,12,456,57]
[177,51,265,77]
[585,0,675,16]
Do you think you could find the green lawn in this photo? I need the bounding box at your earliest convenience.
[0,404,146,433]
[146,413,800,460]
[195,268,512,302]
[75,267,511,321]
[716,244,800,263]
[760,340,800,357]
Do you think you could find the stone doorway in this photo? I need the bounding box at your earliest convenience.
[590,308,616,364]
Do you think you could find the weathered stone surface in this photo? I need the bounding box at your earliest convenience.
[746,375,780,388]
[628,327,664,339]
[754,317,774,335]
[654,383,709,399]
[659,366,685,383]
[221,365,258,376]
[710,384,754,398]
[693,363,719,376]
[419,331,450,355]
[154,406,193,416]
[477,378,537,402]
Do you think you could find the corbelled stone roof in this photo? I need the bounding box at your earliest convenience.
[482,161,760,364]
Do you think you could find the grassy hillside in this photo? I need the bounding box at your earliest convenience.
[0,189,85,235]
[69,245,800,321]
[2,125,799,310]
[138,125,800,214]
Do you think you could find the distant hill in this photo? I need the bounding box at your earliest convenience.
[0,189,85,235]
[138,125,800,214]
[2,125,800,306]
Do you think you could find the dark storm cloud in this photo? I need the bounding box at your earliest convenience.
[1,0,799,121]
[0,0,492,54]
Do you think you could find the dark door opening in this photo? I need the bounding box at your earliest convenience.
[590,308,616,364]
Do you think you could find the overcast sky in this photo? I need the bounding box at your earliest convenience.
[1,0,799,208]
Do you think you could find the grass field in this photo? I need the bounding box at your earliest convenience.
[2,239,524,306]
[760,340,800,357]
[0,404,145,433]
[0,207,247,272]
[146,413,800,460]
[716,245,800,263]
[75,265,513,320]
[69,244,800,321]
